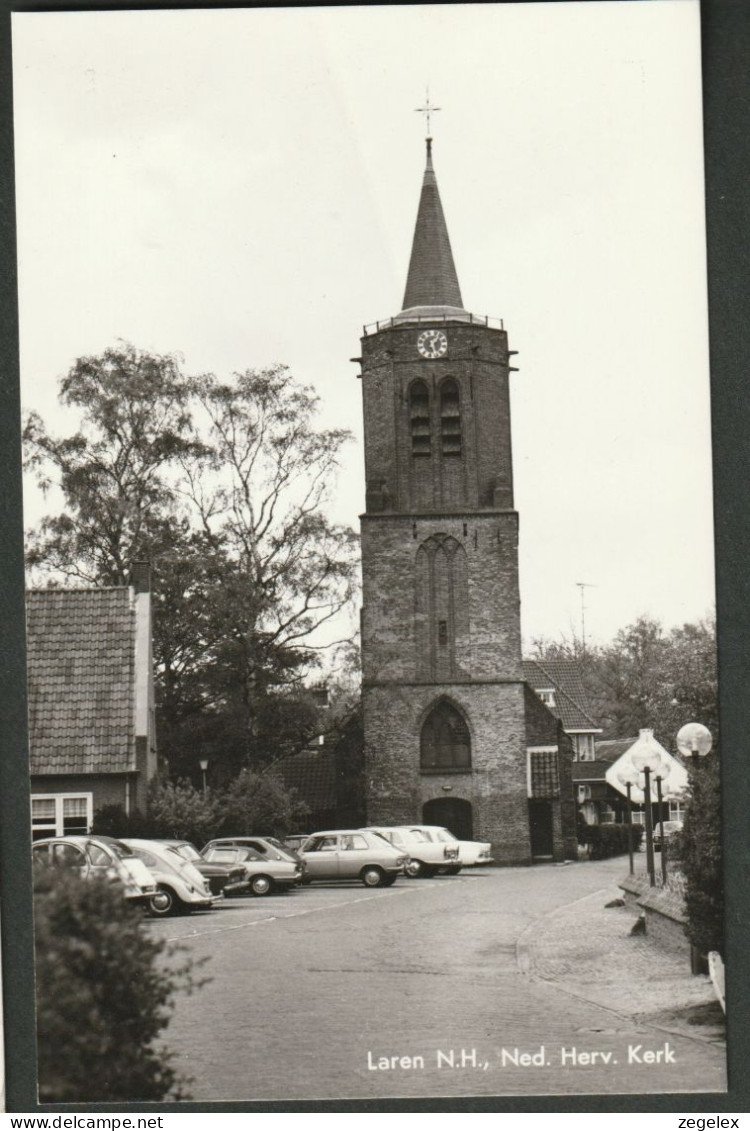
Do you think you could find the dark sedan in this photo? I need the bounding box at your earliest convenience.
[161,840,248,895]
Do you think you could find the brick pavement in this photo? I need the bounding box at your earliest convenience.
[517,860,724,1044]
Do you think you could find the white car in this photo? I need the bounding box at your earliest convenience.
[31,836,158,906]
[364,826,460,878]
[121,838,215,917]
[409,825,493,867]
[299,829,408,887]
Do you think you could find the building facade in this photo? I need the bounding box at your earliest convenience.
[27,563,157,837]
[357,138,572,864]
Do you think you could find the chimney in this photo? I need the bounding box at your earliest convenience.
[129,561,152,594]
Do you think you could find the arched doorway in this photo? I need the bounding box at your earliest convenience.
[422,797,473,840]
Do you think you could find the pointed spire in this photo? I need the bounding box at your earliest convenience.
[401,137,464,314]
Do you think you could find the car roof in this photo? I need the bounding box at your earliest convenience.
[306,829,372,837]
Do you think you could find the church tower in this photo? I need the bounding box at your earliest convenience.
[358,136,533,865]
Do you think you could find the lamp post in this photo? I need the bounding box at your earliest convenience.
[654,763,671,884]
[617,769,638,875]
[199,758,209,796]
[631,746,662,887]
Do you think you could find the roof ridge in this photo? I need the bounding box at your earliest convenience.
[27,585,131,595]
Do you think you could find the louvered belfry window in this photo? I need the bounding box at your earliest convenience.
[420,700,471,771]
[440,379,462,457]
[410,380,431,457]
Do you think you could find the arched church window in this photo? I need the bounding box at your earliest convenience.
[409,380,431,457]
[420,700,471,771]
[440,379,462,457]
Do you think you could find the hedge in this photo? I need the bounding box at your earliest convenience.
[580,823,644,860]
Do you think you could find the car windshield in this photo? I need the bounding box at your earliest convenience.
[370,831,396,845]
[399,829,431,843]
[434,829,458,843]
[101,839,135,858]
[174,843,202,862]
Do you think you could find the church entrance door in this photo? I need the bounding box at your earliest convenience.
[528,799,554,859]
[422,797,473,840]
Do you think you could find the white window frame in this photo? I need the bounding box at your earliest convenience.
[31,793,93,839]
[537,688,556,708]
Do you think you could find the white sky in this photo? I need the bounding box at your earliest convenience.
[11,1,714,649]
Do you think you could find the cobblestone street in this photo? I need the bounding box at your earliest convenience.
[148,858,726,1102]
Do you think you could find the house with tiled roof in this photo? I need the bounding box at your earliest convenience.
[26,563,157,839]
[522,659,602,762]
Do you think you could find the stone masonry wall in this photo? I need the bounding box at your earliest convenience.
[360,322,514,513]
[363,681,531,865]
[361,513,522,684]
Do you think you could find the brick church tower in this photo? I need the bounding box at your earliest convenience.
[357,137,534,865]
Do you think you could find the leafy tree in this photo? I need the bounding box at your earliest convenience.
[24,343,199,585]
[215,768,309,837]
[176,366,358,769]
[24,349,359,782]
[34,868,203,1101]
[531,615,719,750]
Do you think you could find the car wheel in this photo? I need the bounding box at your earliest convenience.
[442,865,462,875]
[405,859,426,878]
[361,866,385,888]
[149,886,179,917]
[250,874,273,896]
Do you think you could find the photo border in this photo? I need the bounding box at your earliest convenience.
[1,0,748,1113]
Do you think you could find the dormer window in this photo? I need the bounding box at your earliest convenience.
[440,379,461,457]
[538,688,556,709]
[410,380,431,457]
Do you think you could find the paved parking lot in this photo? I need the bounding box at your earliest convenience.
[146,862,727,1102]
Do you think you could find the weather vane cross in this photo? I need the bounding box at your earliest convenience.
[415,89,441,137]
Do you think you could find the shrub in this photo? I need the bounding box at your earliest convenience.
[582,823,644,859]
[34,867,204,1102]
[680,754,723,955]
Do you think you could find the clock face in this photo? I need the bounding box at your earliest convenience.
[417,329,448,359]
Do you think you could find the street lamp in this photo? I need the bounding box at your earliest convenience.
[631,745,662,887]
[676,722,713,774]
[199,758,209,795]
[616,768,639,875]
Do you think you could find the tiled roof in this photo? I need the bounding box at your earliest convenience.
[278,747,337,810]
[522,659,601,732]
[26,588,136,775]
[401,140,464,312]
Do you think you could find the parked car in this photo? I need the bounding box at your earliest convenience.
[31,835,158,907]
[203,835,302,866]
[160,839,248,895]
[410,825,493,867]
[201,844,303,895]
[364,826,460,878]
[120,838,215,917]
[298,829,408,887]
[653,820,683,851]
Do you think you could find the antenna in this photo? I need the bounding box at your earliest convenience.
[576,582,596,659]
